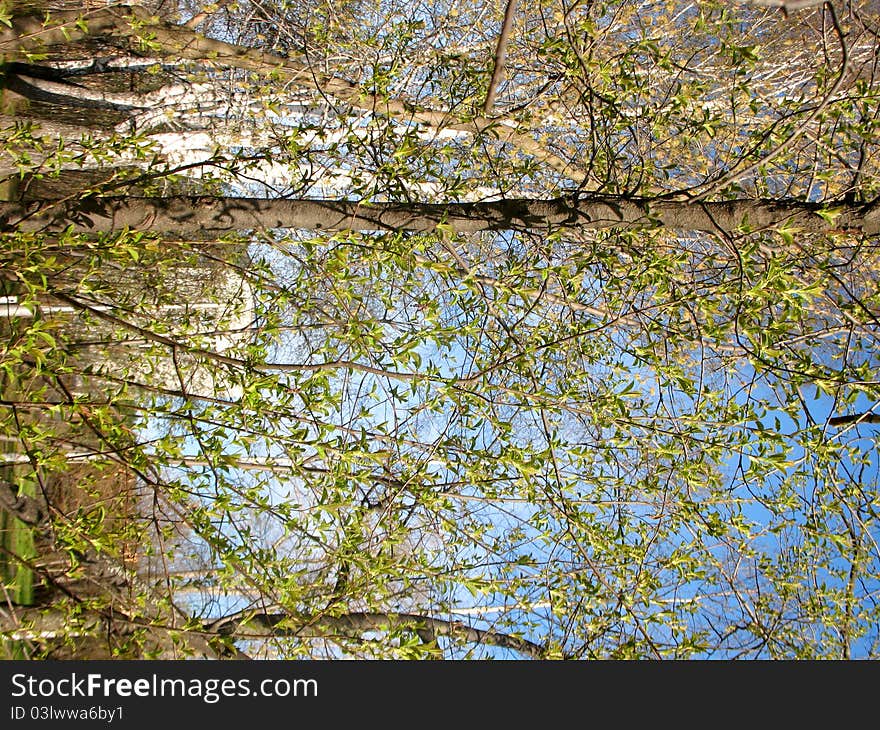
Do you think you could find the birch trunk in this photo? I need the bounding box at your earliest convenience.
[2,194,878,236]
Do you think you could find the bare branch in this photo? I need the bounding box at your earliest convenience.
[184,0,233,29]
[829,412,880,426]
[483,0,519,114]
[746,0,827,9]
[692,2,848,200]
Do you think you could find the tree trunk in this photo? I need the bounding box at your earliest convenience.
[207,610,547,658]
[2,194,878,236]
[0,5,587,185]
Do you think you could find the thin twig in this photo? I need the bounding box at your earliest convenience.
[747,0,827,9]
[184,0,232,29]
[691,2,848,201]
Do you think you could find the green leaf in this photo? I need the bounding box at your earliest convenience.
[815,207,842,225]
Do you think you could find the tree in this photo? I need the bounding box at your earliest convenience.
[1,0,879,659]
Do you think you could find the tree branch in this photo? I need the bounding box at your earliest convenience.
[829,412,880,426]
[208,610,547,659]
[692,1,848,200]
[483,0,519,114]
[746,0,827,9]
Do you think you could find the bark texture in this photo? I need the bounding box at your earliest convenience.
[207,610,547,658]
[2,194,878,236]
